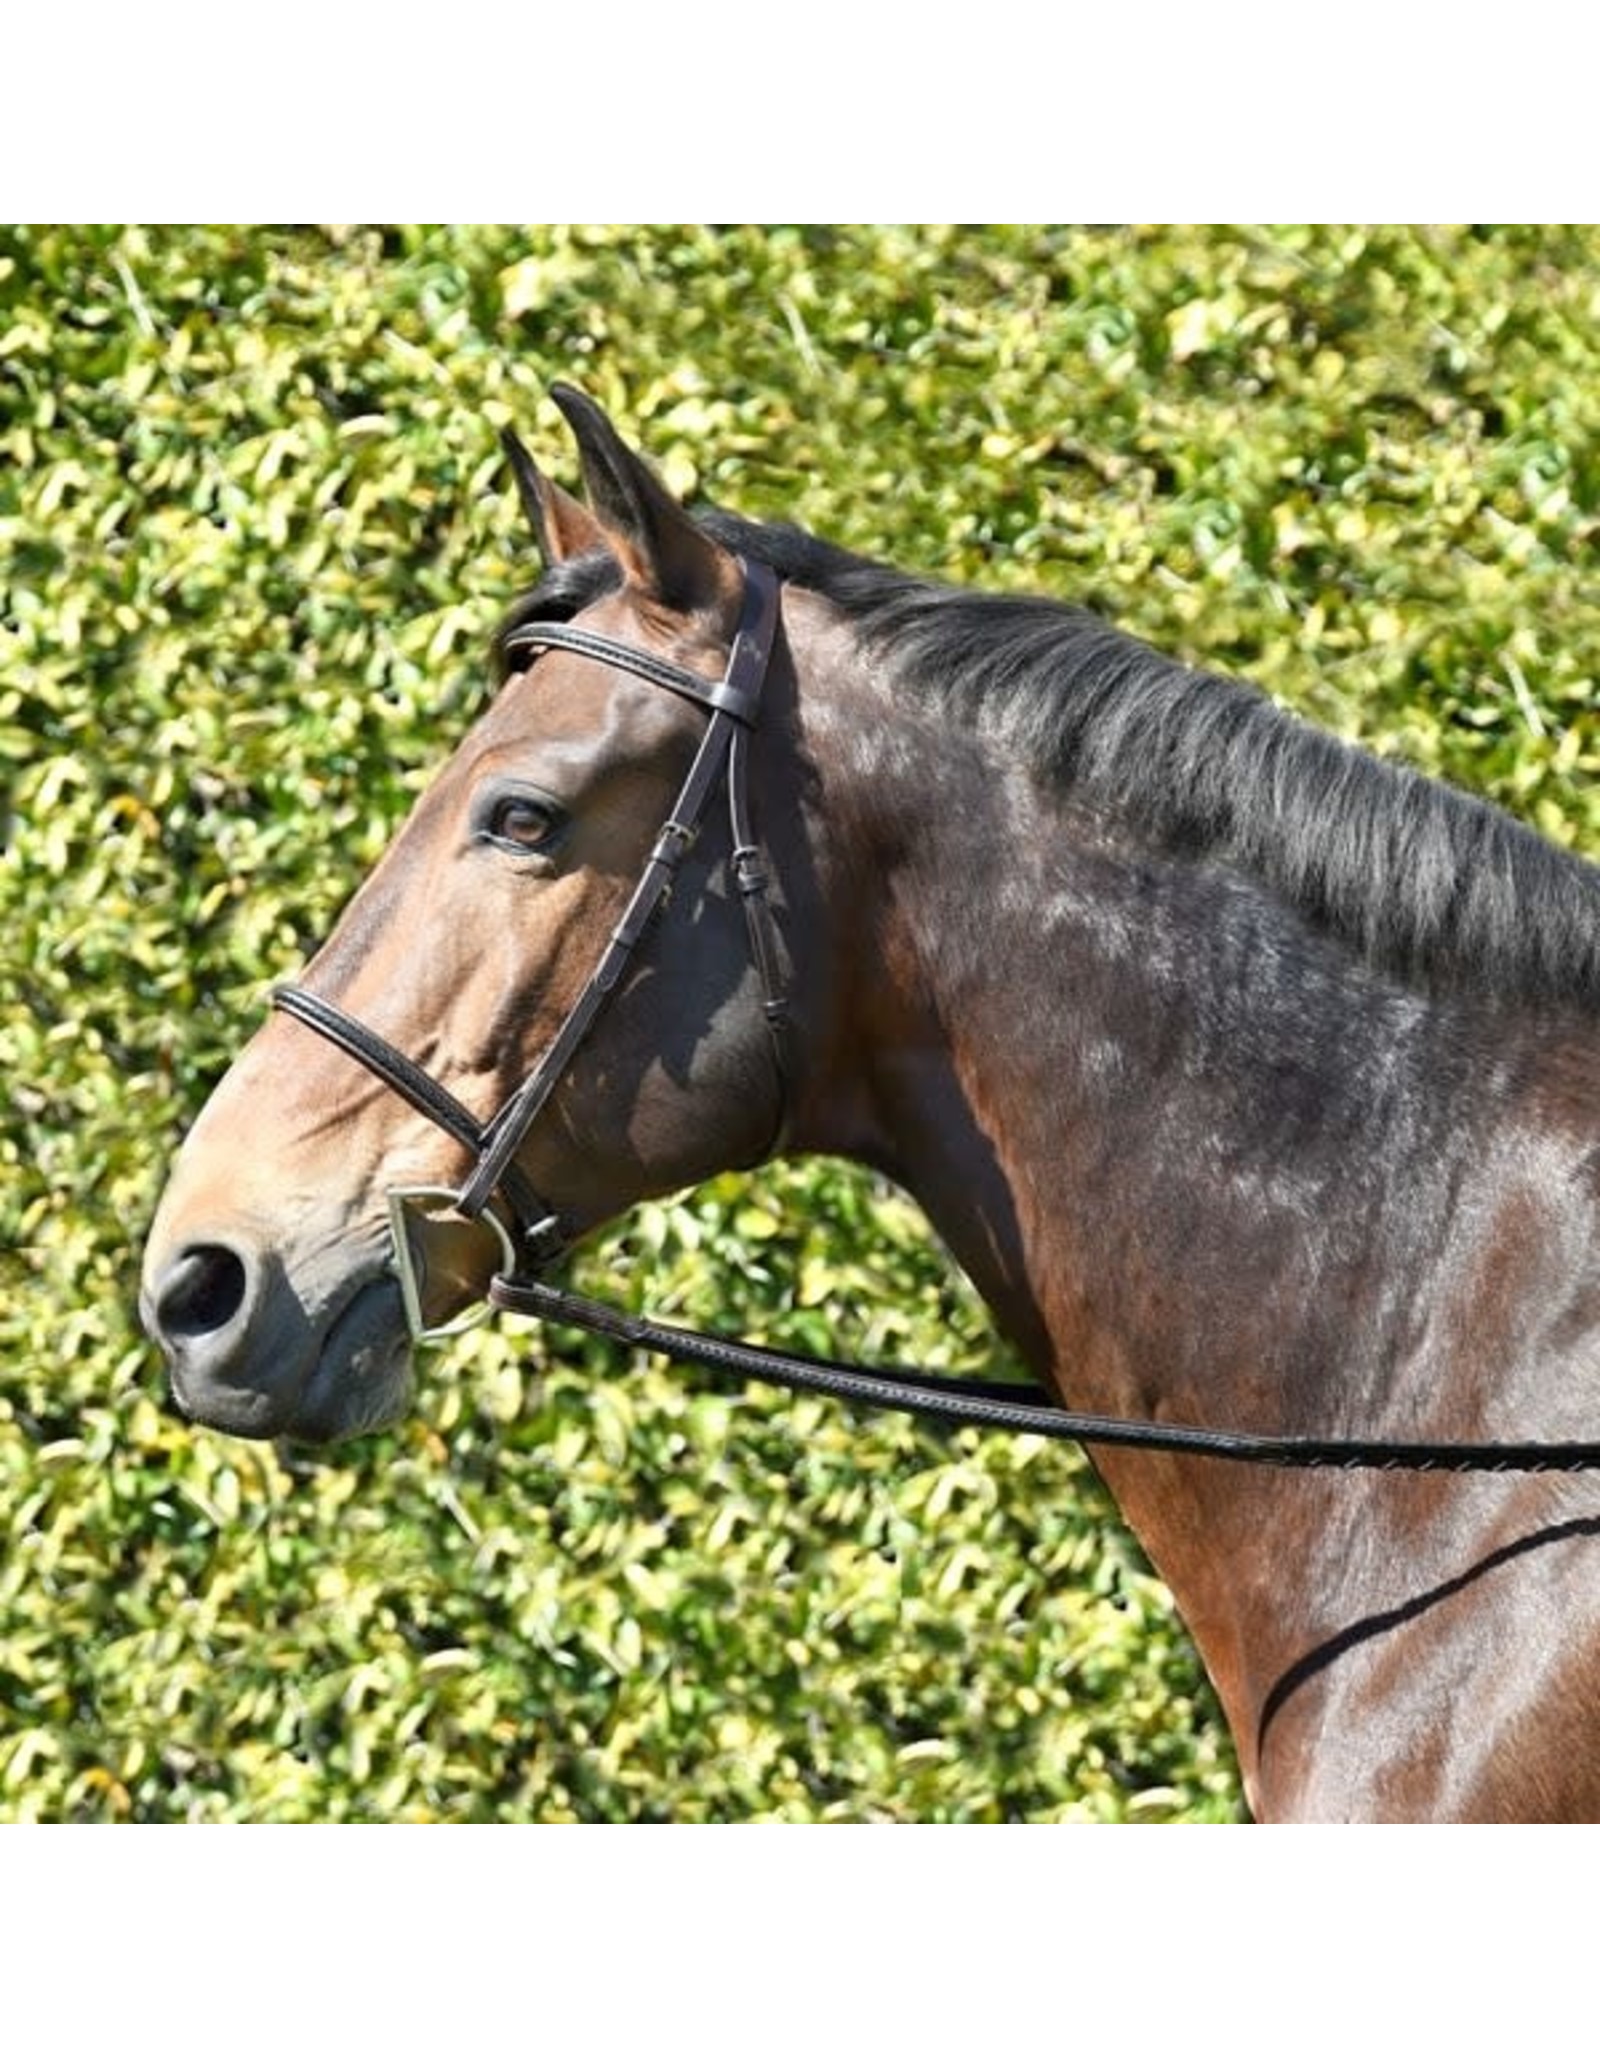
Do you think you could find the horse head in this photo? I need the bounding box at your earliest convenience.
[141,389,803,1441]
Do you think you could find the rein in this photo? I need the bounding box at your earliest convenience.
[492,1277,1600,1472]
[273,557,1600,1475]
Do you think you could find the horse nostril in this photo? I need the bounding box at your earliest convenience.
[155,1243,250,1341]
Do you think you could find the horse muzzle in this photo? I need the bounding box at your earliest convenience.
[141,1227,415,1443]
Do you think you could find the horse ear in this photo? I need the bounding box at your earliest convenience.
[499,424,610,567]
[549,382,738,614]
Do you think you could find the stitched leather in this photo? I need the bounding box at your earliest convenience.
[490,1276,1600,1471]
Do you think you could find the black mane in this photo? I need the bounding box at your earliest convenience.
[499,508,1600,1013]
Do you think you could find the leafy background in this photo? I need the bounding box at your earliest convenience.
[2,226,1596,1822]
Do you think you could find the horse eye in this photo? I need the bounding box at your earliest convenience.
[484,795,564,855]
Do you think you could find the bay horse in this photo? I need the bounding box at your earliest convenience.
[141,385,1600,1822]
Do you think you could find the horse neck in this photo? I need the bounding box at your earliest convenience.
[798,687,1598,1408]
[787,671,1600,1803]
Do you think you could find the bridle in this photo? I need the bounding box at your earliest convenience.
[272,555,790,1325]
[269,553,1600,1474]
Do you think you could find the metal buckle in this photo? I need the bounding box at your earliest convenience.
[386,1184,517,1344]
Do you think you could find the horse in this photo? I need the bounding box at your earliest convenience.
[141,384,1600,1822]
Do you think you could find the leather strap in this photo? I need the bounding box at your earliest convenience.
[457,703,742,1214]
[456,560,784,1216]
[269,983,555,1242]
[491,1276,1600,1472]
[729,726,792,1063]
[502,582,776,724]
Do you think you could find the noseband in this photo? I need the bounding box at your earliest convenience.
[272,556,789,1330]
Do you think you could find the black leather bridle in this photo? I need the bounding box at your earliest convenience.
[268,553,1600,1472]
[272,556,790,1330]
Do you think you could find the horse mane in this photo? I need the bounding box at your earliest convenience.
[495,510,1600,1014]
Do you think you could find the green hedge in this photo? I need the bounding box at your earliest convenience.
[2,226,1595,1820]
